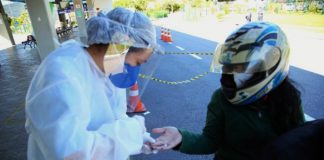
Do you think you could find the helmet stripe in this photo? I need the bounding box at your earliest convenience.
[256,25,277,42]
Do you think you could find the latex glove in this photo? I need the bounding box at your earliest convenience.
[143,132,155,143]
[151,127,182,150]
[133,115,146,133]
[141,144,158,154]
[141,132,159,154]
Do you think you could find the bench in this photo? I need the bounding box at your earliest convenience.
[56,27,73,38]
[22,35,37,49]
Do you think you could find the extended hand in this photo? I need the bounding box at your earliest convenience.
[151,127,182,150]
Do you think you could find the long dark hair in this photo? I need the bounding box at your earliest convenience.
[266,77,303,134]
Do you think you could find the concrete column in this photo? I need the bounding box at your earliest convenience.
[0,0,15,45]
[25,0,59,60]
[73,0,87,44]
[86,0,96,18]
[93,0,113,13]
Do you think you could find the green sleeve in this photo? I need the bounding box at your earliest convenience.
[178,90,224,154]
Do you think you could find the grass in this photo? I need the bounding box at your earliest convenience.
[265,12,324,33]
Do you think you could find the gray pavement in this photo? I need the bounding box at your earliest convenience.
[0,45,40,159]
[1,14,324,160]
[0,31,79,159]
[133,27,324,160]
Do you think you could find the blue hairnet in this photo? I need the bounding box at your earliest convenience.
[86,7,160,52]
[86,13,110,45]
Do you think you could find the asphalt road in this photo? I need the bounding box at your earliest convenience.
[1,17,323,160]
[133,27,324,160]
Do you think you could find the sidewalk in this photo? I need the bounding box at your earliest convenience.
[0,13,323,160]
[0,28,80,51]
[0,46,40,159]
[0,30,79,159]
[0,34,29,51]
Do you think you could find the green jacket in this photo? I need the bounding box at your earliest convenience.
[178,89,305,160]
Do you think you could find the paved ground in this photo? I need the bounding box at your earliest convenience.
[0,31,80,159]
[132,14,324,159]
[0,45,39,159]
[0,34,29,51]
[0,12,323,160]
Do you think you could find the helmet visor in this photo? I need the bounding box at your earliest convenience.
[210,43,281,74]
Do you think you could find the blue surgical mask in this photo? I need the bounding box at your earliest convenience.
[109,63,140,88]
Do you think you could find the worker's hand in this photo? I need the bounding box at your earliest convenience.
[133,115,146,133]
[141,144,159,154]
[151,127,182,150]
[141,132,158,154]
[143,132,155,143]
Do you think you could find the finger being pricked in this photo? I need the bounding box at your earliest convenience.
[151,143,172,150]
[151,140,172,150]
[151,140,165,147]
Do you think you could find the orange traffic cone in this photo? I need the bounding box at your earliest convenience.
[166,29,173,42]
[162,28,167,42]
[127,82,147,113]
[160,27,165,40]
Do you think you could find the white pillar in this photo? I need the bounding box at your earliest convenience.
[0,1,15,45]
[73,0,87,44]
[25,0,59,60]
[86,0,96,18]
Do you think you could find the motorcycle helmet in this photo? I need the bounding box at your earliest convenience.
[210,22,290,105]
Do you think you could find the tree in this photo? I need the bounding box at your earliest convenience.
[162,0,182,13]
[216,0,235,2]
[113,0,134,8]
[133,0,148,11]
[191,0,204,7]
[113,0,149,11]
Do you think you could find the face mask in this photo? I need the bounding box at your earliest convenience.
[221,74,236,99]
[109,63,140,88]
[103,44,129,76]
[233,73,253,88]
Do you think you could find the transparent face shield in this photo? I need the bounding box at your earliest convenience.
[123,49,161,113]
[87,9,163,111]
[103,44,130,76]
[210,43,281,74]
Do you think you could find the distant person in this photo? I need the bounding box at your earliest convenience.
[25,7,159,160]
[245,12,252,22]
[258,12,264,21]
[151,22,305,160]
[257,0,265,21]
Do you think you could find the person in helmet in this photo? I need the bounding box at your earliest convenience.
[151,22,305,160]
[25,7,160,160]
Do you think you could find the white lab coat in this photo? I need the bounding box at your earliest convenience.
[25,40,143,160]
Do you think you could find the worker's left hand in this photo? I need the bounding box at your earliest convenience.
[141,132,158,154]
[141,144,158,155]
